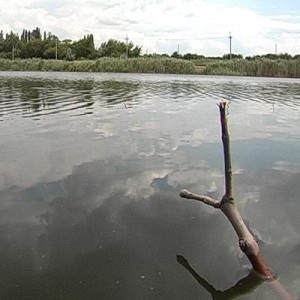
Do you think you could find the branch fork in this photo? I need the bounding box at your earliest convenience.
[180,101,271,278]
[179,101,294,299]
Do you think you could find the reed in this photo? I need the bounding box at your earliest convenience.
[203,58,300,78]
[0,57,197,74]
[1,57,299,77]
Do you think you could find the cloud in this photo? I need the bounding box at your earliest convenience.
[1,0,300,55]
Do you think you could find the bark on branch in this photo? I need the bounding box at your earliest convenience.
[179,189,220,208]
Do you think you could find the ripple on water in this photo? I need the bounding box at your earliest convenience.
[0,73,300,121]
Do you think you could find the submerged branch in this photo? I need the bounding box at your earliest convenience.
[179,101,295,299]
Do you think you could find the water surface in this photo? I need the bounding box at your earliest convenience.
[0,72,299,299]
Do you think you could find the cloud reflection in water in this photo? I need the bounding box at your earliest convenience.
[0,73,299,299]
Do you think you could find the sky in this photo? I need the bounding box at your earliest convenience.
[1,0,300,56]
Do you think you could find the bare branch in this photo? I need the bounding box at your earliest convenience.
[219,101,233,200]
[178,101,295,299]
[180,102,271,276]
[180,189,221,208]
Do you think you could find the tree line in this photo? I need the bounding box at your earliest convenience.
[0,27,142,60]
[1,27,299,61]
[166,51,300,61]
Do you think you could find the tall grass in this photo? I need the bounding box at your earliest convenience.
[1,57,299,77]
[0,57,197,74]
[202,58,300,78]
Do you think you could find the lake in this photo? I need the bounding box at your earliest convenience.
[0,72,299,299]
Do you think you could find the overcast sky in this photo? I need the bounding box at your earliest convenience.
[1,0,300,56]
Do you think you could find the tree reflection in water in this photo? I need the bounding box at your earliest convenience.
[177,254,264,299]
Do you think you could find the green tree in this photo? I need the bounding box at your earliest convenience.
[2,31,20,59]
[99,39,125,57]
[183,53,205,60]
[222,53,243,59]
[57,39,75,60]
[73,34,96,59]
[31,27,42,40]
[43,45,56,59]
[278,52,292,60]
[171,51,182,59]
[42,34,59,59]
[99,39,141,58]
[19,39,45,58]
[21,29,29,42]
[130,43,142,57]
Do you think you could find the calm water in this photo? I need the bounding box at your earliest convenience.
[0,72,299,299]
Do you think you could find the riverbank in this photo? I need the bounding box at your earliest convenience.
[0,57,299,77]
[198,58,300,78]
[0,57,197,74]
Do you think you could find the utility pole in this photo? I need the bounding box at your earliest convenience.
[55,38,58,60]
[178,44,180,55]
[12,45,14,60]
[229,31,232,60]
[125,35,129,58]
[275,43,277,55]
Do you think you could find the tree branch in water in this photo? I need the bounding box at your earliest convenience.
[179,101,294,299]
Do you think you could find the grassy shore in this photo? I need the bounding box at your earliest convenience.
[0,57,299,78]
[0,57,197,74]
[196,58,300,78]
